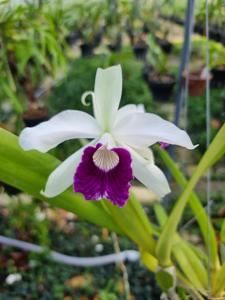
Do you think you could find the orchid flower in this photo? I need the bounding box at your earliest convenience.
[19,65,196,207]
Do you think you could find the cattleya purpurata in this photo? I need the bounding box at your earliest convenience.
[19,65,196,207]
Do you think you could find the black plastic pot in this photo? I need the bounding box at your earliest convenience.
[133,44,149,61]
[108,42,121,52]
[143,23,150,33]
[94,29,104,47]
[222,33,225,46]
[210,28,221,42]
[157,38,173,54]
[171,15,184,25]
[142,64,153,82]
[0,182,21,195]
[66,30,81,45]
[147,74,175,101]
[194,23,204,35]
[22,107,48,127]
[211,66,225,88]
[80,43,94,57]
[108,35,122,52]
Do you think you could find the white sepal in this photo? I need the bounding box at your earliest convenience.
[19,110,101,153]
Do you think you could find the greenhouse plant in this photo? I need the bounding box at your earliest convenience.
[0,0,225,299]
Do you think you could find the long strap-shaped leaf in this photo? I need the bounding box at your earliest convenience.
[156,123,225,267]
[153,204,208,293]
[0,128,121,233]
[156,146,220,269]
[212,262,225,296]
[0,128,155,253]
[102,193,156,254]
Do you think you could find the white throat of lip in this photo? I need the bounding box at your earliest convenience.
[93,145,119,171]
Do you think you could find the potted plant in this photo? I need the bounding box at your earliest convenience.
[132,32,149,61]
[155,28,173,54]
[0,2,66,126]
[210,42,225,88]
[107,26,122,52]
[105,1,124,53]
[145,34,175,101]
[182,67,212,97]
[78,1,106,57]
[127,17,148,60]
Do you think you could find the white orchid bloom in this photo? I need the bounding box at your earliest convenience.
[19,65,196,207]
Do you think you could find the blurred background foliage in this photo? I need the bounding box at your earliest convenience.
[0,0,225,299]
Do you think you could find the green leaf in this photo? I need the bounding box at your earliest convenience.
[140,250,158,272]
[2,83,24,113]
[102,193,156,254]
[156,123,225,267]
[153,203,167,226]
[0,128,155,253]
[221,218,225,244]
[156,145,219,269]
[172,244,207,294]
[212,262,225,296]
[153,203,208,290]
[0,128,121,233]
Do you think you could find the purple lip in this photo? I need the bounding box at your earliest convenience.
[73,144,133,207]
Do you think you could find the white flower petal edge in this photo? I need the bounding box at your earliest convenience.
[113,112,197,150]
[127,146,171,198]
[114,104,145,127]
[41,144,90,198]
[94,65,122,131]
[19,110,101,153]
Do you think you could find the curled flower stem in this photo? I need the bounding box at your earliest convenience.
[81,91,95,106]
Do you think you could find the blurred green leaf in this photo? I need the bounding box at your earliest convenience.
[0,128,121,233]
[156,123,225,267]
[0,128,155,254]
[156,145,220,269]
[102,193,156,253]
[212,262,225,296]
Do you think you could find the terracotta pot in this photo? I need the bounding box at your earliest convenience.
[22,106,48,127]
[147,73,176,101]
[182,71,212,97]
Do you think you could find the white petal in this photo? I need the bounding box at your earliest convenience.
[114,104,145,127]
[19,110,101,153]
[94,65,122,130]
[134,147,154,163]
[114,112,197,150]
[41,139,96,197]
[129,146,170,198]
[98,132,116,148]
